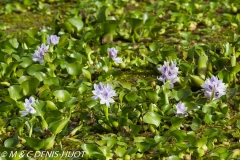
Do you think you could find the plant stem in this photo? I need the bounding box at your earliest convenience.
[163,87,169,105]
[103,105,109,121]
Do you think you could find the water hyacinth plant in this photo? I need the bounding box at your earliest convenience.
[107,47,122,63]
[20,96,36,117]
[201,76,226,100]
[47,35,60,45]
[157,61,179,88]
[1,0,240,159]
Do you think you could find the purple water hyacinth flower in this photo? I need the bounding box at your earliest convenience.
[20,96,36,117]
[32,49,44,64]
[92,82,104,100]
[175,102,187,116]
[32,43,49,64]
[107,47,122,63]
[157,61,179,88]
[39,43,49,53]
[47,35,60,45]
[201,76,226,100]
[92,83,117,107]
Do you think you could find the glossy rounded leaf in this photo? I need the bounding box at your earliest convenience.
[53,90,70,102]
[8,85,23,100]
[169,130,186,142]
[143,112,161,127]
[119,82,131,90]
[115,146,127,158]
[26,64,45,75]
[44,77,59,86]
[177,89,192,100]
[4,137,18,148]
[67,17,84,31]
[20,77,40,96]
[66,62,82,76]
[147,91,158,103]
[190,117,201,130]
[33,72,47,81]
[9,38,19,49]
[125,91,138,102]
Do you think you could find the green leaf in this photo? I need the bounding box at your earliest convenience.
[190,117,201,130]
[82,68,92,82]
[61,21,72,33]
[143,112,161,127]
[20,77,40,96]
[130,124,142,136]
[66,62,82,76]
[144,15,157,27]
[24,137,45,150]
[218,69,231,83]
[3,62,18,78]
[49,118,69,135]
[53,90,71,102]
[33,72,47,81]
[170,117,184,130]
[102,20,118,34]
[115,146,127,158]
[204,128,219,139]
[68,17,84,31]
[43,135,56,150]
[4,136,18,148]
[0,102,12,112]
[125,91,138,102]
[177,89,192,100]
[26,64,45,75]
[10,119,24,133]
[136,142,151,153]
[169,130,186,142]
[149,42,162,52]
[9,38,19,49]
[126,18,143,31]
[8,85,23,100]
[204,113,213,124]
[119,82,131,90]
[81,143,100,155]
[44,77,59,86]
[147,91,158,103]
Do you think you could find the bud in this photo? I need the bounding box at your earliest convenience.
[149,124,155,133]
[112,121,119,128]
[207,62,212,72]
[190,75,205,87]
